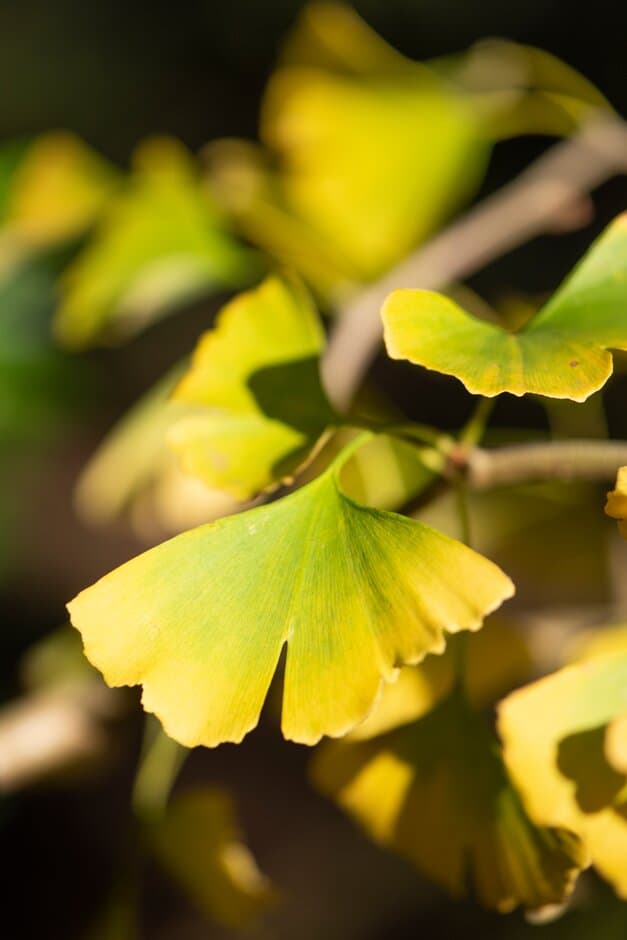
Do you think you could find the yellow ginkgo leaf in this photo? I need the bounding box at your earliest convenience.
[169,273,336,500]
[3,132,117,248]
[151,788,275,928]
[67,439,513,747]
[499,650,627,897]
[347,617,531,742]
[382,214,627,401]
[605,467,627,538]
[312,690,585,912]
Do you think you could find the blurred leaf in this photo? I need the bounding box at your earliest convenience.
[2,132,118,251]
[347,616,531,742]
[151,788,275,928]
[261,61,486,282]
[605,467,627,538]
[74,361,237,537]
[209,3,488,290]
[339,431,434,511]
[499,649,627,898]
[383,213,627,401]
[312,690,585,912]
[67,439,512,747]
[169,274,335,499]
[55,137,260,348]
[417,480,612,608]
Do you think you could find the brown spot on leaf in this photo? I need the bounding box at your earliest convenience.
[569,360,580,368]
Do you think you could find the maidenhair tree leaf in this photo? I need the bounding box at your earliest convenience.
[262,54,487,282]
[347,617,531,742]
[312,690,585,912]
[151,788,275,928]
[169,274,336,500]
[499,649,627,897]
[2,132,117,249]
[605,467,627,538]
[67,441,513,747]
[55,138,259,348]
[382,214,627,401]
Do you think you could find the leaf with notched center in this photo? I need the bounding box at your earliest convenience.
[382,214,627,401]
[168,273,336,500]
[312,690,585,912]
[67,441,513,747]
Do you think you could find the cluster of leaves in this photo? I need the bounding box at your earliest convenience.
[5,1,627,931]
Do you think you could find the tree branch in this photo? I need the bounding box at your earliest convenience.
[465,440,627,490]
[322,117,627,411]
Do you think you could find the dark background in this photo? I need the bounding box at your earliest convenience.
[2,1,627,938]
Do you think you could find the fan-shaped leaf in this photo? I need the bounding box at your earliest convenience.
[312,690,585,912]
[383,214,627,401]
[499,649,627,897]
[169,274,335,499]
[67,441,513,747]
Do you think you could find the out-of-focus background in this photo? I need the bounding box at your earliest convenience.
[2,1,627,938]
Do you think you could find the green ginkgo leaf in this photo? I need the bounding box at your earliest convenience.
[312,690,585,912]
[67,439,513,747]
[169,273,336,500]
[151,788,275,928]
[382,214,627,401]
[55,138,259,348]
[499,648,627,898]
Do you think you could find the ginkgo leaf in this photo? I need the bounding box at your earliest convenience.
[2,132,117,249]
[347,617,531,742]
[262,61,486,282]
[499,649,627,897]
[168,274,336,499]
[312,690,585,912]
[55,137,259,348]
[67,439,513,747]
[382,214,627,401]
[151,788,275,928]
[605,467,627,538]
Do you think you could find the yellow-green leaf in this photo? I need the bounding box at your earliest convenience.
[499,650,627,897]
[605,467,627,538]
[383,214,627,401]
[2,132,117,249]
[55,138,258,348]
[312,691,585,912]
[151,788,275,928]
[67,441,513,747]
[347,617,531,742]
[169,274,335,500]
[262,62,486,282]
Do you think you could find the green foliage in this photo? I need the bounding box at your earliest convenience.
[68,437,512,746]
[313,688,586,913]
[170,273,335,499]
[7,0,627,926]
[382,214,627,401]
[55,138,260,348]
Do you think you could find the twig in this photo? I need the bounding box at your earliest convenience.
[465,440,627,490]
[322,117,627,410]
